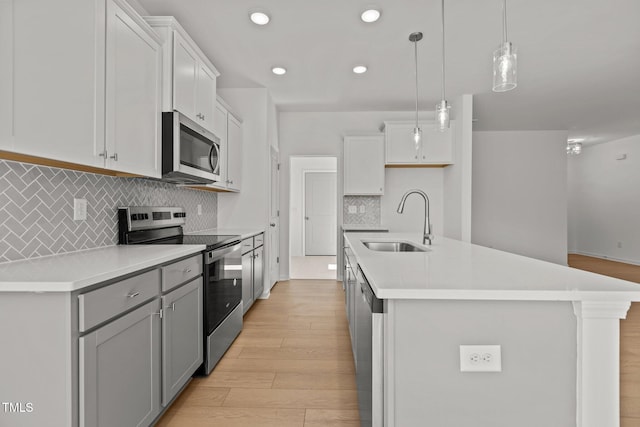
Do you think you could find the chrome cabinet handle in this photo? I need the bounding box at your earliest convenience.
[183,268,192,274]
[127,291,140,298]
[110,153,118,161]
[99,150,107,158]
[233,278,237,286]
[225,302,230,308]
[165,303,176,311]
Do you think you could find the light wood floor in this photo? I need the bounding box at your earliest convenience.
[568,254,640,427]
[156,280,359,427]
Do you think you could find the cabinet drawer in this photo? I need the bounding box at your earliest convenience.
[161,254,202,293]
[79,269,160,332]
[241,237,253,253]
[254,233,264,247]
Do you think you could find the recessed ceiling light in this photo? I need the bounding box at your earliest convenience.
[250,11,270,25]
[568,138,585,143]
[272,67,287,75]
[353,65,368,74]
[361,9,381,23]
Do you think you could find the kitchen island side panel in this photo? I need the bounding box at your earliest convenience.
[0,292,75,427]
[388,299,576,427]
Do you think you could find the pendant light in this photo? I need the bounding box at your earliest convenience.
[492,0,517,92]
[436,0,450,131]
[409,32,423,148]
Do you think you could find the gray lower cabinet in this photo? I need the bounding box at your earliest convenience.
[79,298,162,427]
[161,277,203,406]
[253,245,264,300]
[241,233,265,315]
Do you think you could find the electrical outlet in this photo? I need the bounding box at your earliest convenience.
[348,205,357,214]
[197,204,202,216]
[73,198,87,221]
[460,345,502,372]
[359,205,366,214]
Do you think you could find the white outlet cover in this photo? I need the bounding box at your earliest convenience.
[73,198,87,221]
[359,205,366,213]
[460,345,502,372]
[348,205,357,214]
[197,204,202,215]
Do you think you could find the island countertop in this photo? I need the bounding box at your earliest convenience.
[345,232,640,301]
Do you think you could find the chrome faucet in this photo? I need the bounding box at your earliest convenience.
[397,189,433,245]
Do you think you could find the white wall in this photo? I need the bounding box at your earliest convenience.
[279,110,445,279]
[472,130,568,265]
[289,156,337,257]
[217,88,269,229]
[568,134,640,264]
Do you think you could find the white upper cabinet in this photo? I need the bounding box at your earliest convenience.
[344,135,385,195]
[105,0,162,177]
[226,112,243,191]
[384,120,455,166]
[204,97,242,193]
[6,0,162,177]
[144,17,220,134]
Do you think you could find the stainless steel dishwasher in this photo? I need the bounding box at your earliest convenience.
[355,266,384,427]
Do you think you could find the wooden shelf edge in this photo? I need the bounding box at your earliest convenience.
[186,185,235,193]
[0,150,143,178]
[385,164,451,168]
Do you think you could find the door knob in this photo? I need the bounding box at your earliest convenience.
[270,223,276,227]
[305,217,309,220]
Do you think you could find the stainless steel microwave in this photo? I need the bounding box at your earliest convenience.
[161,111,221,185]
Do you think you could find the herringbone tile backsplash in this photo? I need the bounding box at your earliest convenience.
[0,159,217,264]
[343,196,381,225]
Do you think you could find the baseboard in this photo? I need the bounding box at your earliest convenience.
[569,251,640,267]
[279,274,290,281]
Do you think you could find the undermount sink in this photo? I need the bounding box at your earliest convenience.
[362,241,429,253]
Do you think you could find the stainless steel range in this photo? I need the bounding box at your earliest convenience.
[118,206,242,375]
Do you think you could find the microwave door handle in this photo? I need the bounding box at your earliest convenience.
[209,142,221,175]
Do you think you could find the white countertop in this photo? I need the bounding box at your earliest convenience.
[0,245,206,292]
[345,232,640,301]
[342,224,389,232]
[188,228,264,240]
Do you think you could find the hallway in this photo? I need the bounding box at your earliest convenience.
[157,280,359,427]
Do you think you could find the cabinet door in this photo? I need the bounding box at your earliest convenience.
[421,120,454,164]
[213,101,229,186]
[196,64,216,132]
[79,299,161,427]
[385,123,422,164]
[105,0,162,177]
[162,278,203,406]
[241,250,254,314]
[253,245,264,300]
[226,113,242,191]
[173,32,198,121]
[344,136,385,195]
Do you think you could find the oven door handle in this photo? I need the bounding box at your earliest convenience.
[205,242,242,264]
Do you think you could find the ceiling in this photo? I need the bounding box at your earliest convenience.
[138,0,640,144]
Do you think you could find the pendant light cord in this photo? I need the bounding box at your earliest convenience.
[502,0,508,43]
[414,39,419,127]
[441,0,446,100]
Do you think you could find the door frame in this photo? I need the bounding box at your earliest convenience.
[302,170,337,256]
[269,146,280,291]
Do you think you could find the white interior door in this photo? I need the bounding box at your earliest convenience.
[304,172,337,256]
[269,147,280,288]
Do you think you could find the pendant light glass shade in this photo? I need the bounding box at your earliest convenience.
[492,0,517,92]
[437,0,450,131]
[436,100,450,131]
[493,42,517,92]
[566,142,582,155]
[409,32,423,147]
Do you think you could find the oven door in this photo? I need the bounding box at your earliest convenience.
[162,112,221,184]
[203,242,242,335]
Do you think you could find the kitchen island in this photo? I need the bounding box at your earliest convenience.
[344,232,640,427]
